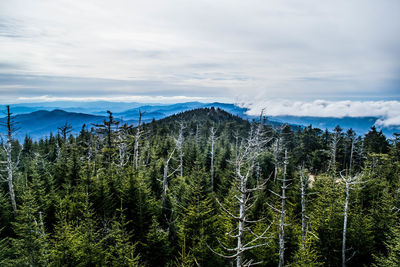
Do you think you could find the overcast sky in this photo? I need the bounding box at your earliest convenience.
[0,0,399,124]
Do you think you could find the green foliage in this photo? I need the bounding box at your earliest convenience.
[373,224,400,267]
[364,126,389,154]
[49,194,106,266]
[292,235,323,267]
[11,185,49,266]
[0,107,399,266]
[103,209,140,266]
[0,231,13,266]
[0,190,12,236]
[309,175,345,265]
[144,217,171,266]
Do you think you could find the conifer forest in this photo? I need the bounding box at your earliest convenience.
[1,106,400,267]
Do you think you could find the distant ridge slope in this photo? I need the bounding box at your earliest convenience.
[269,115,380,136]
[1,103,399,141]
[0,109,106,141]
[158,107,247,124]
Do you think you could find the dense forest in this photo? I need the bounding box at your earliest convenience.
[1,106,399,266]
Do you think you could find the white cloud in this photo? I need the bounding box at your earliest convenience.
[14,95,226,104]
[245,100,400,126]
[0,0,399,100]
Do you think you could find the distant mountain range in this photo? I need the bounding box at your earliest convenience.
[0,110,106,141]
[0,101,250,119]
[1,101,399,141]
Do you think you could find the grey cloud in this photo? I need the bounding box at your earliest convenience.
[0,0,399,105]
[245,99,400,127]
[0,62,23,70]
[0,73,228,99]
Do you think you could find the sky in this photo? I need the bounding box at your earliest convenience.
[0,0,400,124]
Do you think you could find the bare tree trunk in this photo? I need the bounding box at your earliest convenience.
[195,123,200,145]
[255,161,260,184]
[299,168,309,251]
[342,181,349,267]
[3,106,17,213]
[329,133,339,173]
[117,124,131,168]
[236,172,245,267]
[134,110,144,170]
[118,137,127,168]
[234,130,239,161]
[211,118,272,266]
[56,141,61,161]
[274,138,280,180]
[176,122,184,177]
[210,127,216,190]
[233,121,270,265]
[340,172,361,267]
[88,135,93,163]
[0,106,17,212]
[7,134,16,213]
[349,138,355,175]
[162,148,175,208]
[162,163,168,207]
[279,149,288,267]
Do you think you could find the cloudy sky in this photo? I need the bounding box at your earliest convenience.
[0,0,399,124]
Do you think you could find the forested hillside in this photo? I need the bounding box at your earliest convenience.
[1,106,399,266]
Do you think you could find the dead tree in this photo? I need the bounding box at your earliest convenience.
[57,122,72,143]
[278,149,289,267]
[348,137,356,175]
[266,148,291,267]
[339,171,362,267]
[273,131,282,181]
[329,134,338,172]
[174,122,185,177]
[55,141,61,161]
[234,130,240,161]
[92,110,119,149]
[0,106,18,212]
[116,123,132,168]
[210,127,217,190]
[161,147,177,208]
[329,127,341,174]
[210,119,272,267]
[299,167,310,251]
[195,123,200,145]
[92,110,119,165]
[133,110,145,171]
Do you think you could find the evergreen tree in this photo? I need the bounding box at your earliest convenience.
[11,184,49,266]
[364,126,389,154]
[373,224,400,267]
[104,207,140,266]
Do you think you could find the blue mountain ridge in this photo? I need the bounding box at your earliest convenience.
[0,109,106,141]
[1,102,399,141]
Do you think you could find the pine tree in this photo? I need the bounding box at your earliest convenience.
[177,178,218,266]
[144,217,171,266]
[104,207,140,266]
[11,184,49,266]
[373,224,400,267]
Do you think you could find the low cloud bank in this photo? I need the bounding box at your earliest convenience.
[245,100,400,127]
[13,95,221,104]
